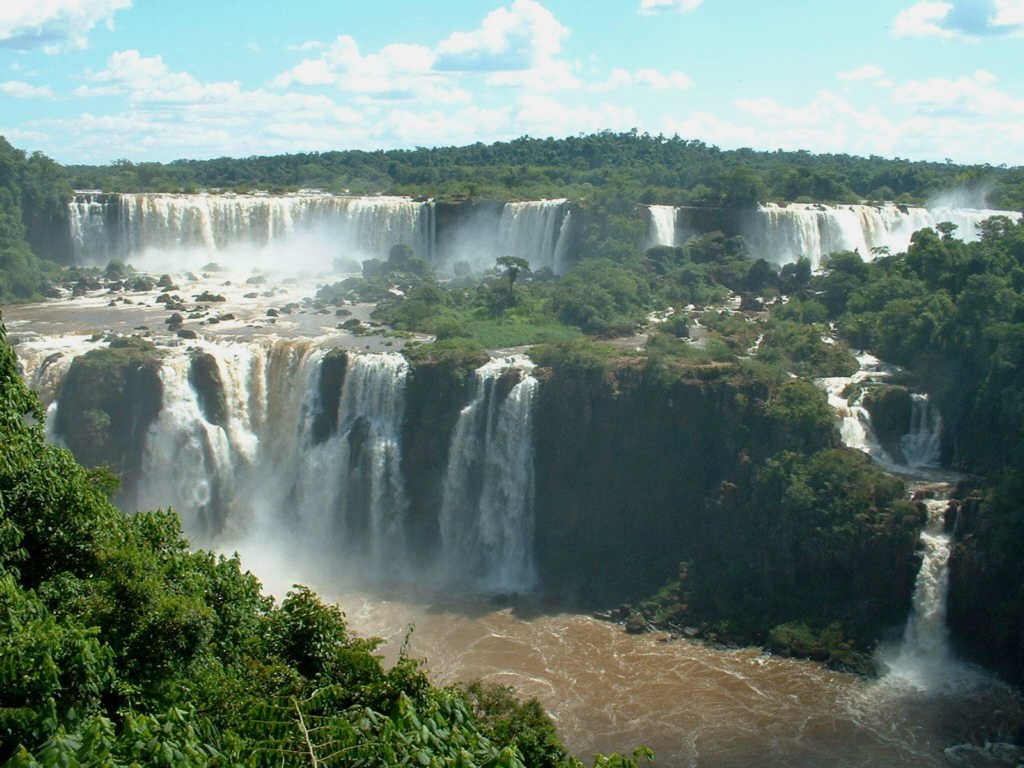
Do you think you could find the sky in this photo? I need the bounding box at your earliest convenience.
[1,0,1023,166]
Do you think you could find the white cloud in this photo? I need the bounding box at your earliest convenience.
[436,0,568,71]
[992,0,1024,27]
[892,1,1024,38]
[81,50,241,102]
[0,79,54,99]
[639,0,703,14]
[288,40,323,52]
[0,0,131,52]
[893,2,961,38]
[837,64,885,81]
[274,2,581,98]
[272,35,455,99]
[591,67,693,92]
[891,69,1024,117]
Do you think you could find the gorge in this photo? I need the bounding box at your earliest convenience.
[4,134,1024,765]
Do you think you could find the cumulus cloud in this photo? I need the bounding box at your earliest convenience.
[893,0,1024,38]
[0,79,55,99]
[893,2,960,38]
[78,50,241,102]
[273,1,580,98]
[271,35,471,101]
[891,69,1024,117]
[992,0,1024,27]
[435,0,568,71]
[639,0,703,14]
[0,0,131,52]
[590,67,693,92]
[436,0,580,91]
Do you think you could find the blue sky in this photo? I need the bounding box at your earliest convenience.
[1,0,1022,165]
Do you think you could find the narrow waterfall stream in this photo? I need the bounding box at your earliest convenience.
[438,355,538,591]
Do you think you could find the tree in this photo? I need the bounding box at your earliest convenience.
[496,255,531,289]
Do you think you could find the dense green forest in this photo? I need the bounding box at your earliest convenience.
[0,138,71,303]
[63,132,1024,209]
[0,321,657,767]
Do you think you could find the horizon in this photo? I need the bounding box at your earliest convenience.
[2,1,1023,167]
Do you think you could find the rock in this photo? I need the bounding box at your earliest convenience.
[177,329,198,340]
[189,352,228,427]
[194,291,227,303]
[625,612,648,635]
[53,338,163,505]
[244,292,259,299]
[266,308,279,317]
[165,312,184,328]
[157,274,177,289]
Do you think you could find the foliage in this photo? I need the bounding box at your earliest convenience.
[0,138,71,302]
[57,131,1023,210]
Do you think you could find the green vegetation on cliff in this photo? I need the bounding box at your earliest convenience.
[0,137,72,302]
[811,217,1024,683]
[0,321,646,767]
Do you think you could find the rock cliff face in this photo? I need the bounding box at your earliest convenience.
[53,339,163,504]
[532,361,768,603]
[45,340,922,659]
[947,489,1024,686]
[400,349,487,566]
[531,357,920,658]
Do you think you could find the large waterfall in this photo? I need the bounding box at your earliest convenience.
[69,192,435,269]
[438,356,539,592]
[496,200,574,274]
[645,202,1018,267]
[30,336,541,591]
[125,340,414,582]
[745,203,1017,268]
[68,193,578,274]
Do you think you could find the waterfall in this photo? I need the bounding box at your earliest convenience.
[883,497,956,689]
[438,356,539,591]
[902,499,953,661]
[900,394,942,469]
[647,205,679,247]
[745,203,1018,269]
[497,200,571,273]
[68,192,434,269]
[311,352,410,574]
[818,354,897,467]
[130,341,411,582]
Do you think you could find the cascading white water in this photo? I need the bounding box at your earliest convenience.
[647,205,679,247]
[131,340,411,582]
[497,200,571,273]
[68,192,434,268]
[746,203,1018,268]
[901,394,942,469]
[884,497,955,689]
[818,354,897,467]
[438,356,538,592]
[313,352,410,575]
[903,499,953,659]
